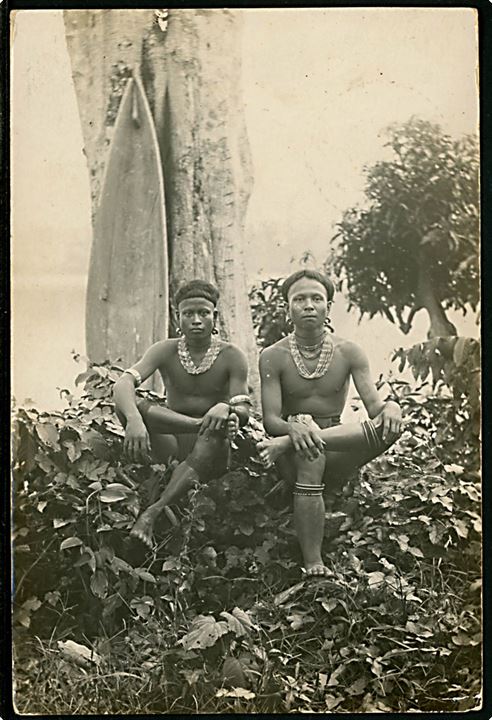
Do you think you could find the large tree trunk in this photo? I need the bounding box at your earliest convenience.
[63,9,259,400]
[417,259,457,338]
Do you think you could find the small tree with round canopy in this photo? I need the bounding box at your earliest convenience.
[327,117,479,338]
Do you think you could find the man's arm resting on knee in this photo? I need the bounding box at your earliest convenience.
[348,342,402,440]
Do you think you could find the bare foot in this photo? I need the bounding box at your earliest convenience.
[130,510,157,550]
[303,562,333,578]
[257,437,290,468]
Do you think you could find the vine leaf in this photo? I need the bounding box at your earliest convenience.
[179,615,229,651]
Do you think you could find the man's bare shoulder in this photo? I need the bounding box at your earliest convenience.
[220,341,248,364]
[148,339,178,360]
[259,338,290,368]
[333,336,368,366]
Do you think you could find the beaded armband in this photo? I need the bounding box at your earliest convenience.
[123,368,142,387]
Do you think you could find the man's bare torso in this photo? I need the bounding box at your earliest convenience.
[267,334,353,419]
[154,339,233,416]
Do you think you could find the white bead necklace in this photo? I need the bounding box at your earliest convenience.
[177,335,222,375]
[288,331,334,379]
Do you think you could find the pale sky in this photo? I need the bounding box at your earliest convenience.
[11,9,479,408]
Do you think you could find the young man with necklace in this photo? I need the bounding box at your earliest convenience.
[113,279,251,549]
[257,269,403,577]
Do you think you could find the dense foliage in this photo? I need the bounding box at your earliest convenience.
[249,277,289,348]
[327,118,479,337]
[12,349,481,713]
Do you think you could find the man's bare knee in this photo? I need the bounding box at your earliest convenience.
[187,432,227,479]
[295,453,326,485]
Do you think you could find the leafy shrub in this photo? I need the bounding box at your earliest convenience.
[12,358,481,714]
[249,277,289,348]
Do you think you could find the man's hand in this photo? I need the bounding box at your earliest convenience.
[375,400,402,442]
[124,416,151,463]
[288,421,324,461]
[227,412,240,441]
[199,402,230,435]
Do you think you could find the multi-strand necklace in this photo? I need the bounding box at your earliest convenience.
[288,331,334,379]
[177,335,222,375]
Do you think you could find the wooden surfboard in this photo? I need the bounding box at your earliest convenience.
[86,76,168,391]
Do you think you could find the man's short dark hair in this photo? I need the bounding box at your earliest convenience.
[175,280,220,307]
[281,270,335,302]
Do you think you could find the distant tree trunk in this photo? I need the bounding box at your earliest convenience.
[417,258,457,338]
[64,9,259,400]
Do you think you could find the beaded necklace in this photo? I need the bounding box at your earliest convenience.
[288,331,334,379]
[177,335,222,375]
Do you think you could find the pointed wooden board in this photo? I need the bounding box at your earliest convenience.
[86,76,168,386]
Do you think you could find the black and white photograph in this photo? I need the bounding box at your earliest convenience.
[11,6,482,714]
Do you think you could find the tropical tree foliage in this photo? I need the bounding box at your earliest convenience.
[327,117,479,337]
[249,277,289,348]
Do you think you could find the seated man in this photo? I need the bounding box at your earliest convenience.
[257,269,402,578]
[113,279,251,549]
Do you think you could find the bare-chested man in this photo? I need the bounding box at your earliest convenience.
[113,280,251,549]
[257,270,403,577]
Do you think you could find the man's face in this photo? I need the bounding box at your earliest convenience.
[287,278,330,331]
[178,297,217,341]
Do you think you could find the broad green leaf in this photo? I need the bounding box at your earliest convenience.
[36,422,60,448]
[220,611,248,637]
[53,518,73,529]
[99,486,128,503]
[90,569,108,598]
[179,615,229,651]
[162,558,180,572]
[22,596,42,612]
[60,536,83,550]
[367,571,385,587]
[136,570,156,583]
[232,607,259,631]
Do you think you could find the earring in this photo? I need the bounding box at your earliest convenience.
[212,326,219,335]
[176,326,182,336]
[324,317,334,333]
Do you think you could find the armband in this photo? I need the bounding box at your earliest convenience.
[123,368,142,387]
[229,394,252,407]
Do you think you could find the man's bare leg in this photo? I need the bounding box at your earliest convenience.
[137,400,200,434]
[293,453,331,577]
[131,461,199,548]
[258,419,389,468]
[130,432,227,549]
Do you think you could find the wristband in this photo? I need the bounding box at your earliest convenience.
[123,368,142,387]
[229,394,252,407]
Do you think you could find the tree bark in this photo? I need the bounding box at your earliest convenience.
[63,9,259,400]
[417,259,457,338]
